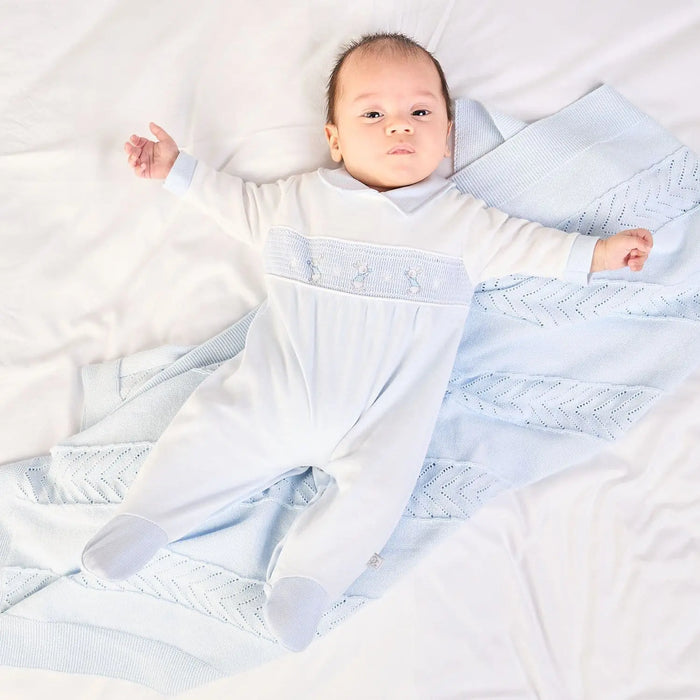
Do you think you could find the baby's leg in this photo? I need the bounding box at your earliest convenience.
[82,348,314,581]
[264,411,431,651]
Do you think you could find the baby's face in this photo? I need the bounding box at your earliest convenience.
[325,51,452,191]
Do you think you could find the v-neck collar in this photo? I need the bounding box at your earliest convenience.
[318,166,454,214]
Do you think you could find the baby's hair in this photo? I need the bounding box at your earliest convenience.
[325,32,453,125]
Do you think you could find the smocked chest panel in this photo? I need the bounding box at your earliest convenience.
[263,227,473,306]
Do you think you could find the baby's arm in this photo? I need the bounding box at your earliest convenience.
[123,124,285,247]
[462,196,653,284]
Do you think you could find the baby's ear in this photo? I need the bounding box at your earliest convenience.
[324,123,343,163]
[444,121,453,157]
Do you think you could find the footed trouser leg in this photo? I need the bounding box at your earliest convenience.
[264,403,433,651]
[82,346,318,581]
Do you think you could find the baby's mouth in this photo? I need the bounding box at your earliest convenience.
[387,144,415,155]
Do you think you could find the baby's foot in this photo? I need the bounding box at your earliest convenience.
[81,513,168,580]
[264,576,330,652]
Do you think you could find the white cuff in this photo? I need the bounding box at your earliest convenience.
[163,151,198,196]
[563,234,599,285]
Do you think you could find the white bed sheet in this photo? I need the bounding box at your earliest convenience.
[1,1,699,698]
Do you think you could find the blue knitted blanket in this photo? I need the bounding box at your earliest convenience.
[1,85,699,693]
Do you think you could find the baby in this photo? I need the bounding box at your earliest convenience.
[82,32,652,651]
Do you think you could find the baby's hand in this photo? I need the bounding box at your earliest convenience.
[591,228,653,273]
[124,123,179,180]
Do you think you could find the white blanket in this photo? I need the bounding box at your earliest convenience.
[2,1,699,698]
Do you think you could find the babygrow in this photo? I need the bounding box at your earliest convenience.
[82,154,598,650]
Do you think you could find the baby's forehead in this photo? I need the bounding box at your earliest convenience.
[338,48,438,92]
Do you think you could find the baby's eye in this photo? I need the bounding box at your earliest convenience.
[412,109,431,117]
[362,111,382,119]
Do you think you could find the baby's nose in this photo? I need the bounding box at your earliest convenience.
[385,120,414,135]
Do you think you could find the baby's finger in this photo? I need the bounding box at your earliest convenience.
[124,141,143,163]
[127,151,141,168]
[630,228,653,248]
[629,249,648,270]
[622,234,651,256]
[149,122,175,144]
